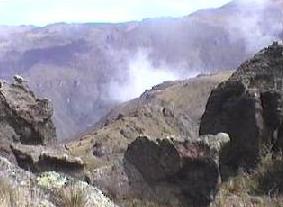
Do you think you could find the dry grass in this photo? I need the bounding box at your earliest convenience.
[0,178,20,207]
[55,184,87,207]
[0,177,49,207]
[120,198,171,207]
[212,151,283,207]
[0,178,38,207]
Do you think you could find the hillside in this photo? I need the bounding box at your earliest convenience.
[66,71,232,176]
[0,0,282,139]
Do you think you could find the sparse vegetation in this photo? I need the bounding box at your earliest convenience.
[0,177,44,207]
[55,184,87,207]
[0,178,19,207]
[120,198,172,207]
[212,151,283,207]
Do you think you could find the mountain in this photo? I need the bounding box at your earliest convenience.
[0,0,282,139]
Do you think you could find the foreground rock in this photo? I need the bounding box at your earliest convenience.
[0,155,118,207]
[11,143,85,177]
[124,134,230,207]
[37,171,119,207]
[200,42,283,176]
[0,76,56,147]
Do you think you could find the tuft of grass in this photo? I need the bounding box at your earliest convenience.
[212,151,283,207]
[251,152,283,196]
[0,178,19,207]
[0,177,47,207]
[55,184,87,207]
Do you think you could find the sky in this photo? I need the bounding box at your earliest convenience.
[0,0,231,26]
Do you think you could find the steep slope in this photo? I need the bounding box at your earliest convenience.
[0,0,282,139]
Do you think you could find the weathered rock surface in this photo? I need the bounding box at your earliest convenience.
[124,134,230,207]
[0,76,56,146]
[0,155,118,207]
[11,143,84,176]
[200,42,283,176]
[37,171,119,207]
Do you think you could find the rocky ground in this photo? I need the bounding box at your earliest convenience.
[1,42,283,207]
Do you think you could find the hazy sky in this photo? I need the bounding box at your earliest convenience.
[0,0,231,26]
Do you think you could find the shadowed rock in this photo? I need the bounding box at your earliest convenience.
[200,42,283,177]
[124,134,229,207]
[0,77,56,145]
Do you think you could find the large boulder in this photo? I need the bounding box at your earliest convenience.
[124,134,230,207]
[200,42,283,176]
[0,76,56,146]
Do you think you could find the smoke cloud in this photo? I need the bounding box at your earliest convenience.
[109,49,197,102]
[228,0,283,53]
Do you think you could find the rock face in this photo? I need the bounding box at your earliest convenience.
[200,42,283,176]
[0,77,56,146]
[124,134,230,207]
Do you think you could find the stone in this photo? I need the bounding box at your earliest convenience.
[13,74,25,84]
[0,77,56,145]
[124,134,230,207]
[11,143,85,177]
[37,171,119,207]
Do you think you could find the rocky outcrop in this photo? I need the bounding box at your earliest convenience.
[200,42,283,176]
[124,134,230,207]
[0,76,56,145]
[11,143,84,176]
[0,155,118,207]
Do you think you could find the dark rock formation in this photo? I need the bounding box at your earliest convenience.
[124,134,230,207]
[11,143,84,176]
[0,77,56,145]
[200,42,283,176]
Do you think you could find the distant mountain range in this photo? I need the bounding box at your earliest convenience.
[0,0,282,139]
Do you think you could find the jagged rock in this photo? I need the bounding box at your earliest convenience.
[11,143,84,176]
[0,77,56,145]
[13,74,25,84]
[200,42,283,176]
[124,134,230,207]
